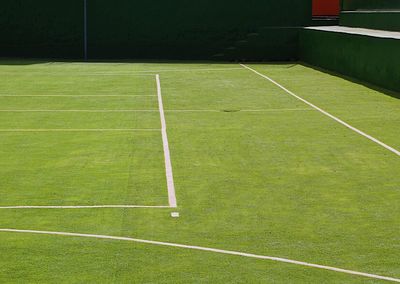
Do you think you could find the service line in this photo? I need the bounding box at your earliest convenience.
[0,129,160,132]
[0,205,171,209]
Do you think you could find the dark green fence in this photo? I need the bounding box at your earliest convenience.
[0,0,312,60]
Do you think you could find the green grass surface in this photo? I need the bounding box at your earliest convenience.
[0,60,399,283]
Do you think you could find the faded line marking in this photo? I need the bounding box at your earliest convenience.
[0,205,171,209]
[240,64,400,157]
[0,110,159,112]
[129,67,244,74]
[0,95,156,97]
[0,129,160,132]
[164,108,314,113]
[156,75,177,208]
[0,109,313,113]
[0,228,398,283]
[0,73,155,77]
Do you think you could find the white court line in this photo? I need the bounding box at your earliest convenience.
[0,205,171,209]
[240,64,400,157]
[0,129,160,132]
[0,228,399,283]
[156,74,177,208]
[0,95,156,97]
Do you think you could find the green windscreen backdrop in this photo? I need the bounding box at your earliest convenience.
[0,0,84,58]
[342,0,400,10]
[0,0,312,60]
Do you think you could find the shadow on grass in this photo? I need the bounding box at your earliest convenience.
[300,62,400,100]
[0,58,53,65]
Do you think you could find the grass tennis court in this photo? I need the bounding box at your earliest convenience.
[0,60,399,283]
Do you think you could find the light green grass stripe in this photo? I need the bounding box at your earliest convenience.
[0,228,399,283]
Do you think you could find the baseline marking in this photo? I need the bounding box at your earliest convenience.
[0,205,171,209]
[240,64,400,157]
[156,75,177,208]
[0,228,399,283]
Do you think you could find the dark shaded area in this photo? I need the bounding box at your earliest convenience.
[0,0,84,59]
[301,62,400,100]
[0,0,312,61]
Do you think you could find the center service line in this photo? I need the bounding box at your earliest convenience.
[156,74,178,209]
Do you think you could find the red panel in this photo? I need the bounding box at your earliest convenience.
[313,0,340,16]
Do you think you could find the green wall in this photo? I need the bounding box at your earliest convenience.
[0,0,83,58]
[340,11,400,31]
[0,0,312,60]
[300,29,400,92]
[342,0,400,10]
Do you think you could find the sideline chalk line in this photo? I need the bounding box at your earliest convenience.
[240,64,400,157]
[0,205,171,209]
[156,74,177,208]
[0,228,398,283]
